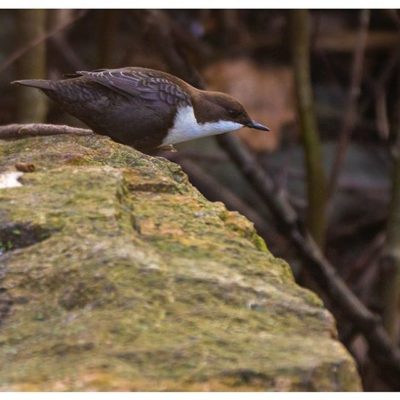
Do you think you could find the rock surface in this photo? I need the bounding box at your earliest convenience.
[0,133,361,391]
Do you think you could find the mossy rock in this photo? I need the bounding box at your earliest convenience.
[0,133,361,391]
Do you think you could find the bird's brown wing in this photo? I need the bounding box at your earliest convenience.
[76,68,191,107]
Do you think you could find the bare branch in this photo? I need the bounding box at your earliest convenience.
[328,10,370,198]
[0,124,93,140]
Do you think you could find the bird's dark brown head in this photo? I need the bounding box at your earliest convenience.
[193,90,270,131]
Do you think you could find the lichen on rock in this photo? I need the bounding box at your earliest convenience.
[0,133,361,391]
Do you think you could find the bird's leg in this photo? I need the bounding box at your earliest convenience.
[157,144,177,152]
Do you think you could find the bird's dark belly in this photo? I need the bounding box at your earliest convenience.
[82,105,169,150]
[46,81,172,150]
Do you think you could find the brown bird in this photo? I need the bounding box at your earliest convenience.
[12,67,269,152]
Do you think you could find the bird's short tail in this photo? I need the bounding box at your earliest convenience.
[11,79,53,90]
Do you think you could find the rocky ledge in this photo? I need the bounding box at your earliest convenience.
[0,133,360,391]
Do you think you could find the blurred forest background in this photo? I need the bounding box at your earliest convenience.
[1,9,400,391]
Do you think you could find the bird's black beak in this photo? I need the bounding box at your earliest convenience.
[246,120,270,131]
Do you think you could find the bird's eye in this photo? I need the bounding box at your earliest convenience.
[228,109,241,118]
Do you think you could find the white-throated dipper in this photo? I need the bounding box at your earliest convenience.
[12,67,270,152]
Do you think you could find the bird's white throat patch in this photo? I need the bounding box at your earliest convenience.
[162,105,243,146]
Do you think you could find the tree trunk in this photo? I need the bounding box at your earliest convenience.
[97,10,119,67]
[15,9,47,123]
[289,10,327,248]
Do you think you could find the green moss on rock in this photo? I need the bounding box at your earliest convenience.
[0,133,361,391]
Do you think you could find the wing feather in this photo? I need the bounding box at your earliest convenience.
[76,68,191,107]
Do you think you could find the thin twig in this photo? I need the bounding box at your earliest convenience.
[375,88,390,139]
[372,49,400,139]
[346,233,385,282]
[51,36,87,71]
[328,10,370,198]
